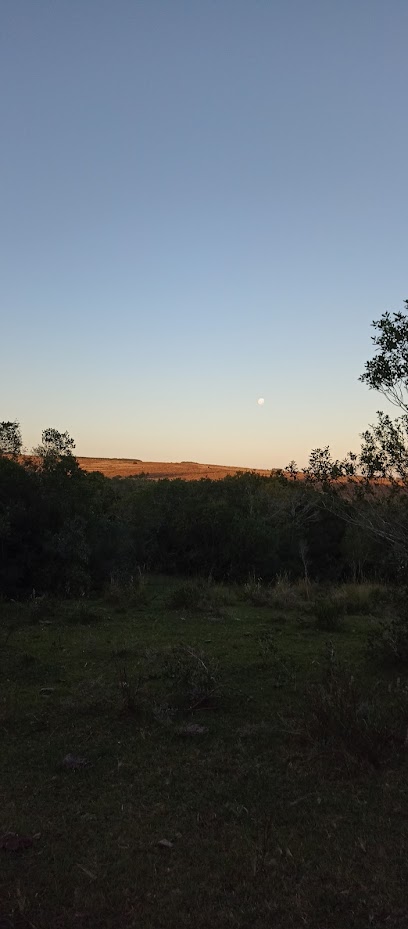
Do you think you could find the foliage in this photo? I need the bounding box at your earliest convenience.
[34,427,76,465]
[360,411,408,481]
[0,421,22,458]
[360,300,408,411]
[358,299,408,482]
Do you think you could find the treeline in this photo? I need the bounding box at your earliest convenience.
[0,425,402,598]
[3,300,408,597]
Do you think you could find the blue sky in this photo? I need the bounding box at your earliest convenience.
[1,0,407,468]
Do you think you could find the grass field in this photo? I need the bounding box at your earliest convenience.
[21,455,272,481]
[1,577,408,928]
[74,458,272,480]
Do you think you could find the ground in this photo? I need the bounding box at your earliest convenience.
[1,577,407,928]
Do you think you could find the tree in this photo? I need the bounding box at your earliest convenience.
[359,299,408,481]
[360,300,408,412]
[37,427,75,457]
[33,428,76,470]
[299,301,408,572]
[0,421,22,458]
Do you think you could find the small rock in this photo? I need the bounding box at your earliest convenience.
[157,839,173,849]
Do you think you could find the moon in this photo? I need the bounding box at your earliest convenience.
[257,397,265,406]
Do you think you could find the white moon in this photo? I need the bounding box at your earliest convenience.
[257,397,265,406]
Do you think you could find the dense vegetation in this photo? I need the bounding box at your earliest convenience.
[1,438,402,599]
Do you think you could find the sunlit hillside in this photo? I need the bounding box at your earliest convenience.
[76,457,273,480]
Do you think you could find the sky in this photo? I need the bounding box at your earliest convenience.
[1,0,407,469]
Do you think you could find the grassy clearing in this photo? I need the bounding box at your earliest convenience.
[1,578,408,928]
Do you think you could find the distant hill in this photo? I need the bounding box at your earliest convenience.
[75,457,273,480]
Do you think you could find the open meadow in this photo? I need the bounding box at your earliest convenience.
[2,576,408,929]
[61,458,272,481]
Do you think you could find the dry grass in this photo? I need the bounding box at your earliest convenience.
[21,455,273,480]
[75,457,273,480]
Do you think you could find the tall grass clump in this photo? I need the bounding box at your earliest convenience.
[306,647,407,772]
[242,574,314,610]
[332,583,388,616]
[165,579,231,616]
[105,568,148,609]
[241,577,275,607]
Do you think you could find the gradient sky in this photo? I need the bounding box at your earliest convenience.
[1,1,407,468]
